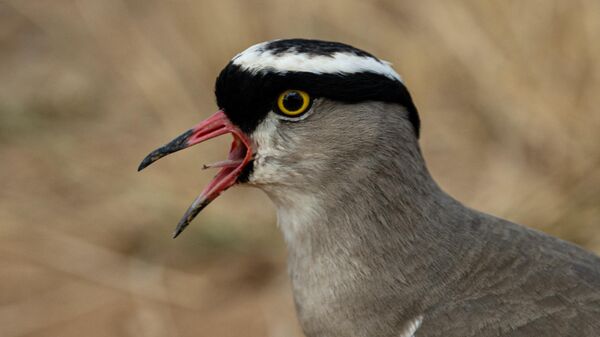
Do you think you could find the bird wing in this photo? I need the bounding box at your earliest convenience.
[417,214,600,337]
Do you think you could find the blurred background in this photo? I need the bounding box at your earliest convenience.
[1,0,599,336]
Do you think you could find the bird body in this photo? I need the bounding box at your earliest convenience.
[140,39,600,336]
[272,101,600,337]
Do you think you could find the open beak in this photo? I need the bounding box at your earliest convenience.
[138,110,252,238]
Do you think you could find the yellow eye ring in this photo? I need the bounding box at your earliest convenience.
[276,90,311,116]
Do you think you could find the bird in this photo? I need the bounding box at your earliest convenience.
[138,39,600,337]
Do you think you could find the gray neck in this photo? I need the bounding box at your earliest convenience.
[260,106,485,335]
[255,102,600,336]
[266,116,474,289]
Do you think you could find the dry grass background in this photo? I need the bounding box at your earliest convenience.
[1,0,599,336]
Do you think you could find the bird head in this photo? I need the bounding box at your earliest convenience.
[138,39,420,238]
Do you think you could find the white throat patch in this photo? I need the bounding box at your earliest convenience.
[232,41,403,82]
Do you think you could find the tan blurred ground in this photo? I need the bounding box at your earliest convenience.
[1,1,599,336]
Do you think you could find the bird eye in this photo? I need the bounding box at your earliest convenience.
[276,90,312,117]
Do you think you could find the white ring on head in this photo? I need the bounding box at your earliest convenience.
[232,41,403,82]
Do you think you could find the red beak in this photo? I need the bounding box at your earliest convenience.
[138,110,253,238]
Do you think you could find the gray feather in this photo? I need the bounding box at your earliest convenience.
[248,100,600,337]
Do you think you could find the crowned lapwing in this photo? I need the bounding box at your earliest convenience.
[139,39,600,337]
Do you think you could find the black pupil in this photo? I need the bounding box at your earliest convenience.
[283,91,304,112]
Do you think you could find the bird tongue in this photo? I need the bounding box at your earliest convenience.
[138,110,252,238]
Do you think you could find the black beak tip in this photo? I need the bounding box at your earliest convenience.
[171,197,210,239]
[172,218,190,239]
[137,148,167,172]
[137,130,194,173]
[172,222,187,239]
[137,156,153,172]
